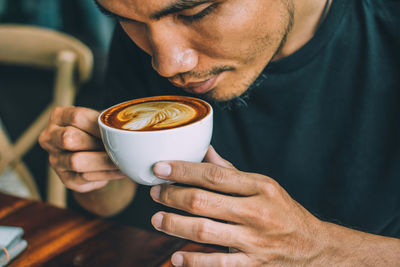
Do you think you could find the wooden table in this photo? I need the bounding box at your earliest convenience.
[0,193,224,266]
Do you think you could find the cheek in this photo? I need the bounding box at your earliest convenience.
[191,0,287,60]
[120,22,152,55]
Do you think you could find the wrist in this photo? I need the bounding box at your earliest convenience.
[316,221,400,266]
[74,178,137,217]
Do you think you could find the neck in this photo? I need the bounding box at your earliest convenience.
[272,0,332,61]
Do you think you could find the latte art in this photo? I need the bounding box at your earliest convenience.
[118,102,196,131]
[101,96,210,132]
[99,95,213,186]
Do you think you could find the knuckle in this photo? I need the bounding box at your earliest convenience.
[39,126,56,150]
[191,255,203,267]
[70,107,83,126]
[38,130,47,148]
[248,236,265,251]
[69,153,85,172]
[259,179,280,198]
[62,179,76,190]
[158,186,169,203]
[59,173,75,188]
[50,106,62,122]
[173,163,190,179]
[80,172,93,182]
[188,191,208,212]
[61,127,77,150]
[66,182,85,193]
[226,161,235,169]
[48,154,58,168]
[249,234,273,251]
[204,165,226,185]
[195,220,213,241]
[242,204,271,226]
[62,174,89,193]
[161,214,174,232]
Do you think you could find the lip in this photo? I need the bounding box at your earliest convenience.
[171,74,220,95]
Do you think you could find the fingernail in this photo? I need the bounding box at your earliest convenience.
[152,213,163,229]
[150,185,161,200]
[171,253,183,267]
[153,162,171,178]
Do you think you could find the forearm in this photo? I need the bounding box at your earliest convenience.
[74,178,137,217]
[319,221,400,266]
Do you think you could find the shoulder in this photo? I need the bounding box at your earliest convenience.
[358,0,400,45]
[362,0,400,22]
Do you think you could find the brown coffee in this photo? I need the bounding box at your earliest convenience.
[101,96,210,131]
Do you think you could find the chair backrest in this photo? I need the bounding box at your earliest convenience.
[0,24,92,83]
[0,24,93,207]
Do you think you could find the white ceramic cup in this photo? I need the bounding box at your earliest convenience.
[98,96,213,185]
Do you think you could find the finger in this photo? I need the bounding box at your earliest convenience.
[51,106,101,137]
[39,124,61,153]
[150,185,246,224]
[58,171,110,193]
[51,125,104,152]
[203,146,235,169]
[49,151,119,172]
[171,251,249,267]
[77,170,127,182]
[153,161,263,196]
[151,212,246,249]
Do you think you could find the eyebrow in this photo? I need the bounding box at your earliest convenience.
[151,0,214,20]
[94,0,214,21]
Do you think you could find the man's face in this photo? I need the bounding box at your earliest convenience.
[97,0,294,101]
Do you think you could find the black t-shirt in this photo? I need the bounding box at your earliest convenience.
[84,0,400,237]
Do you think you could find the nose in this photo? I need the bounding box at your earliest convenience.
[149,24,198,78]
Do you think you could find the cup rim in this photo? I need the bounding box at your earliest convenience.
[98,95,213,134]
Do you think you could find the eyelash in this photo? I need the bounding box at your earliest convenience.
[178,4,218,23]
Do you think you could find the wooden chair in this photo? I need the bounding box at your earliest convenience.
[0,24,93,207]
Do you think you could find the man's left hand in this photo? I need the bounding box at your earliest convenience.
[149,147,400,266]
[149,146,329,266]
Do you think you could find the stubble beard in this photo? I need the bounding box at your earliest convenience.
[206,0,295,110]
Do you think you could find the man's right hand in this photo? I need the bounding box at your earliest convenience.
[39,106,127,192]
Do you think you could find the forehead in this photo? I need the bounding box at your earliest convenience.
[97,0,174,19]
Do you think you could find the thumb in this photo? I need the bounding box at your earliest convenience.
[203,146,235,169]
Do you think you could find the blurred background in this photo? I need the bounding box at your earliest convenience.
[0,0,115,201]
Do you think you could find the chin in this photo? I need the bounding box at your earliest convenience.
[205,84,246,101]
[195,86,250,110]
[202,89,235,103]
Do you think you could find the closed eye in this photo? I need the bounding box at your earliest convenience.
[178,3,218,23]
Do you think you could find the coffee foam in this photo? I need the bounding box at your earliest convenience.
[118,101,196,131]
[101,96,210,132]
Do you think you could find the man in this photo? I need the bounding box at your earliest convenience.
[39,0,400,266]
